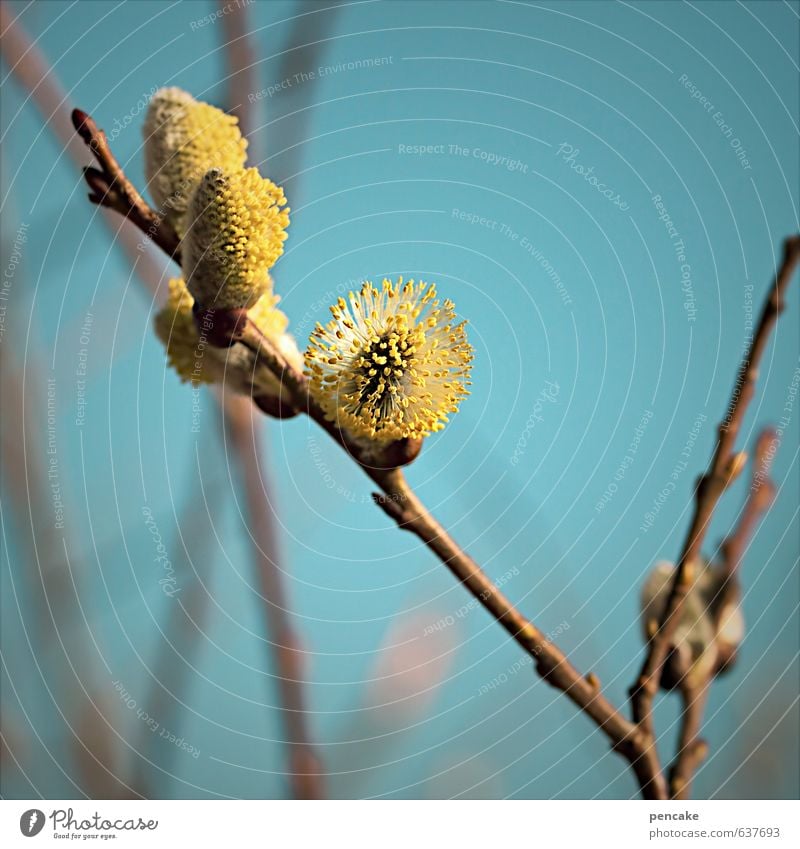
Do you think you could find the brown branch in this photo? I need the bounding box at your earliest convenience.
[230,315,668,798]
[219,0,258,140]
[224,396,324,799]
[668,683,710,801]
[631,236,800,741]
[70,109,181,262]
[667,428,778,799]
[67,101,799,800]
[217,5,324,798]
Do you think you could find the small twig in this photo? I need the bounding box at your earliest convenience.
[667,430,777,800]
[70,109,181,261]
[631,236,800,740]
[720,428,777,585]
[668,683,710,800]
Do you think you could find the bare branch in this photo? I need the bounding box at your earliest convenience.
[70,109,181,262]
[668,428,779,799]
[218,0,258,140]
[67,99,799,801]
[668,683,710,800]
[234,313,668,797]
[224,396,325,799]
[631,236,800,740]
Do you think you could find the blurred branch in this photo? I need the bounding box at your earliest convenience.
[268,1,341,182]
[720,428,777,584]
[219,0,257,140]
[667,683,709,801]
[1,8,168,800]
[224,396,324,799]
[131,430,223,796]
[631,236,800,746]
[218,5,324,799]
[0,3,168,293]
[668,429,778,800]
[10,21,325,795]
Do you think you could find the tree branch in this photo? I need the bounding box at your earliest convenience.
[668,683,710,801]
[227,313,669,798]
[70,109,181,261]
[667,427,779,799]
[224,396,324,799]
[630,236,800,741]
[218,5,324,798]
[69,102,799,801]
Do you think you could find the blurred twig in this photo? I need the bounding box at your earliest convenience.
[631,237,800,757]
[224,396,324,799]
[1,9,161,799]
[132,430,224,796]
[3,5,325,801]
[268,1,341,182]
[218,4,324,798]
[0,2,168,293]
[667,683,710,801]
[668,430,778,800]
[720,429,778,585]
[219,0,257,140]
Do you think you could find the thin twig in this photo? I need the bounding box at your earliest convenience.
[668,428,779,800]
[631,236,800,741]
[668,683,710,801]
[720,428,777,585]
[71,109,181,261]
[227,317,669,798]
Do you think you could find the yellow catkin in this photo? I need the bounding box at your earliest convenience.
[305,277,473,442]
[143,87,248,238]
[154,277,301,399]
[182,167,290,310]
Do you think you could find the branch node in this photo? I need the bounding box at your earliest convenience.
[371,492,410,526]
